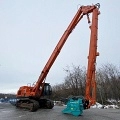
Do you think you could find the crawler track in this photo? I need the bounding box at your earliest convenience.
[16,99,39,112]
[16,98,54,111]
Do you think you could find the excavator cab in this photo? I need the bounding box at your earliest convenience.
[42,83,52,96]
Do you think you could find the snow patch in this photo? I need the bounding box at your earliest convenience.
[91,102,119,109]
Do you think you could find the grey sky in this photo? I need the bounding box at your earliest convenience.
[0,1,120,93]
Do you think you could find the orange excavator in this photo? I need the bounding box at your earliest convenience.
[16,3,100,112]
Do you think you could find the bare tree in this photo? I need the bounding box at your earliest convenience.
[63,65,86,96]
[96,63,120,103]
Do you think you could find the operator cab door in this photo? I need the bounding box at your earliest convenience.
[42,83,52,96]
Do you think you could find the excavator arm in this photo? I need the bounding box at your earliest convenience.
[85,4,100,107]
[31,3,100,98]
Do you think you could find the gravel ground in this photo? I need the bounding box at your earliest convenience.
[0,103,120,120]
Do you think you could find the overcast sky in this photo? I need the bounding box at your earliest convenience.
[0,0,120,93]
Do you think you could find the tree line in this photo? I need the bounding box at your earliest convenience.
[0,93,16,100]
[0,63,120,105]
[51,63,120,104]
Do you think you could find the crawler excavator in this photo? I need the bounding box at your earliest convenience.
[16,3,100,112]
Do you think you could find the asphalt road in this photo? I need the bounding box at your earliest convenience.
[0,103,120,120]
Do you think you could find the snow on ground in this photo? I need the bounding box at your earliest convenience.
[91,102,103,109]
[91,102,119,109]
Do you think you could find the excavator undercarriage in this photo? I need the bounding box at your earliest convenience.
[16,98,54,112]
